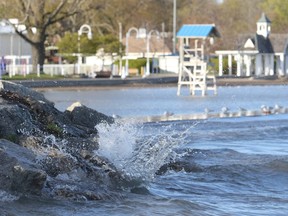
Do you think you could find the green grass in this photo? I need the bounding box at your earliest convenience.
[2,73,65,80]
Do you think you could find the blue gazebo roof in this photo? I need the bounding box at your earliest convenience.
[177,24,220,38]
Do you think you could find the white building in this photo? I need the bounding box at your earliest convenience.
[0,19,32,75]
[0,19,32,58]
[216,13,288,77]
[122,28,173,75]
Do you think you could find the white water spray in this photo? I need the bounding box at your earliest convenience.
[96,119,194,181]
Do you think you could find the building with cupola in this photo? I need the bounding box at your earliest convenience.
[216,13,288,77]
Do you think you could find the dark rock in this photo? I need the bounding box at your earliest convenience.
[38,154,78,177]
[157,160,204,175]
[0,105,39,142]
[0,139,47,195]
[64,137,99,154]
[0,81,113,141]
[0,81,52,105]
[0,81,126,200]
[64,102,114,129]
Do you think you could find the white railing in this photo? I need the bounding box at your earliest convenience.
[4,64,118,77]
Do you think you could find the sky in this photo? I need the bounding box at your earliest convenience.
[216,0,224,4]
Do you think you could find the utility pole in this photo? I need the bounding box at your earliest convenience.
[173,0,177,54]
[119,22,122,76]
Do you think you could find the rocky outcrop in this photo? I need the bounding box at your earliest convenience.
[0,81,119,200]
[0,139,46,195]
[65,102,114,129]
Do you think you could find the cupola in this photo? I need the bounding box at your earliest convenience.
[257,13,271,38]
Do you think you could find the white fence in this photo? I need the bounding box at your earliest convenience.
[5,64,118,77]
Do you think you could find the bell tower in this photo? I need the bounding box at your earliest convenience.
[257,13,271,38]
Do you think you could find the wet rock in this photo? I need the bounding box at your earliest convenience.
[0,81,112,142]
[0,80,52,105]
[38,154,78,177]
[64,102,114,130]
[64,137,99,154]
[19,136,44,150]
[0,105,38,143]
[0,81,92,140]
[157,161,204,175]
[0,81,122,199]
[0,139,47,195]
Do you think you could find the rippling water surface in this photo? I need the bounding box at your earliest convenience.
[1,85,288,216]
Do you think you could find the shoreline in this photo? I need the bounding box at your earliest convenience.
[9,74,288,90]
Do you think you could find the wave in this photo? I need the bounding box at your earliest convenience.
[160,148,288,177]
[0,190,19,202]
[95,119,196,183]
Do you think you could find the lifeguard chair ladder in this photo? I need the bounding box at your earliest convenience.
[176,24,220,96]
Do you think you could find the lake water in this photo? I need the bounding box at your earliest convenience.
[1,85,288,215]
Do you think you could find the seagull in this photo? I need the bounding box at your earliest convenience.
[261,105,272,114]
[204,108,213,114]
[221,106,229,114]
[112,114,121,119]
[238,107,247,116]
[219,107,230,117]
[163,111,174,117]
[274,104,283,113]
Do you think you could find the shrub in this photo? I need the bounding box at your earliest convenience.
[209,56,237,75]
[115,58,147,74]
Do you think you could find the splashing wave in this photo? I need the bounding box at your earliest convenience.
[96,119,195,182]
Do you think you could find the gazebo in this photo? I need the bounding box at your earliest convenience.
[176,24,220,96]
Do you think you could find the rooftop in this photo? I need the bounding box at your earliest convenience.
[176,24,220,38]
[258,13,271,23]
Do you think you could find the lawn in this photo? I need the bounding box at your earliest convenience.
[1,73,65,80]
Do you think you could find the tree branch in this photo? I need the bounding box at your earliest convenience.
[43,0,83,28]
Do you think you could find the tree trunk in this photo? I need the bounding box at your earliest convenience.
[31,42,46,74]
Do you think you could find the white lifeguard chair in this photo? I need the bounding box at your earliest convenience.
[176,24,220,96]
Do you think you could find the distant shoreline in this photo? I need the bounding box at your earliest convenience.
[216,76,288,86]
[9,74,288,90]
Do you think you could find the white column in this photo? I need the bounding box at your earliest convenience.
[269,54,274,76]
[77,54,82,74]
[245,55,251,76]
[228,54,232,75]
[218,54,223,76]
[255,55,262,76]
[278,54,285,76]
[283,54,288,75]
[264,55,270,76]
[123,32,129,79]
[236,54,242,76]
[145,36,150,77]
[285,55,288,75]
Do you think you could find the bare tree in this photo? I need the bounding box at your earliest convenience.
[6,0,86,73]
